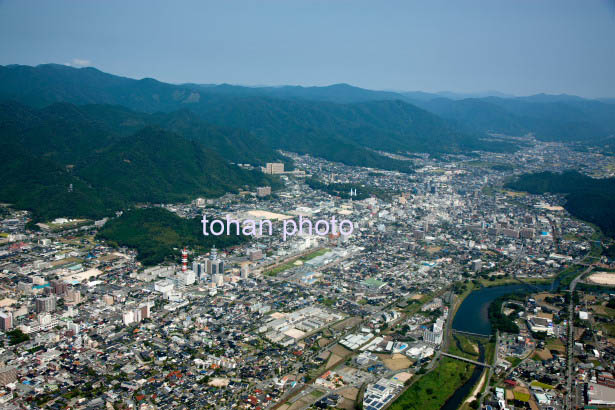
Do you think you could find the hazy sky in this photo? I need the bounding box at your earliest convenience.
[1,0,614,97]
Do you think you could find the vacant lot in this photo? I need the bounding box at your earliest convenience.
[318,337,331,348]
[545,339,565,353]
[535,349,553,361]
[332,316,362,331]
[588,272,615,286]
[330,344,352,357]
[378,353,413,371]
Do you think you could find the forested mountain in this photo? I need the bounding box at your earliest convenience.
[79,127,273,203]
[406,96,615,142]
[0,64,517,168]
[0,102,278,221]
[0,101,288,166]
[0,64,184,111]
[3,64,613,153]
[184,96,519,167]
[0,141,125,222]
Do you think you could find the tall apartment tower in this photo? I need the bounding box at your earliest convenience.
[36,296,56,313]
[0,312,12,331]
[50,280,68,296]
[206,246,224,274]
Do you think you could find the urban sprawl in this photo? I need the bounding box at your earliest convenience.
[2,137,615,410]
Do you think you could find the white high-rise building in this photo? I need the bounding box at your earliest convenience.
[212,274,224,287]
[423,329,443,345]
[123,311,135,326]
[154,279,174,294]
[264,163,284,175]
[67,321,80,335]
[175,269,196,287]
[423,317,445,345]
[240,265,250,279]
[37,313,58,331]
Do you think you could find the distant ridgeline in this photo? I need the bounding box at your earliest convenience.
[506,171,615,238]
[97,208,246,266]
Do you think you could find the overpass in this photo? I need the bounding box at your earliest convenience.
[441,352,493,368]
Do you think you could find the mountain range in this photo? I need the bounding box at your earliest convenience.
[0,64,518,160]
[1,63,614,221]
[0,101,279,222]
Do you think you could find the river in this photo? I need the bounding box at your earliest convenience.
[442,281,554,409]
[441,335,486,410]
[452,283,551,335]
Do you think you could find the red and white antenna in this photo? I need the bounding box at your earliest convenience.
[181,247,188,272]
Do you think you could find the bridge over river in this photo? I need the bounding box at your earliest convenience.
[441,352,493,368]
[451,329,490,338]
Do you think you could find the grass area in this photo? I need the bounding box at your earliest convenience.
[545,338,566,352]
[403,294,433,314]
[513,391,530,402]
[563,233,583,241]
[449,334,480,360]
[466,161,515,171]
[47,219,90,231]
[310,389,324,399]
[483,340,496,364]
[466,160,492,168]
[530,381,554,390]
[264,248,329,276]
[319,297,336,307]
[389,358,475,410]
[479,276,552,288]
[506,356,522,368]
[602,323,615,338]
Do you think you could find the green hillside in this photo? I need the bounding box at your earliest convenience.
[0,64,521,171]
[0,142,125,221]
[97,208,246,265]
[79,127,275,203]
[0,104,279,222]
[506,171,615,237]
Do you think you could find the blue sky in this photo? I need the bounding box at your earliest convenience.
[1,0,614,97]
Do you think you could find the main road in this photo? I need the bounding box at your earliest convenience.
[565,265,592,410]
